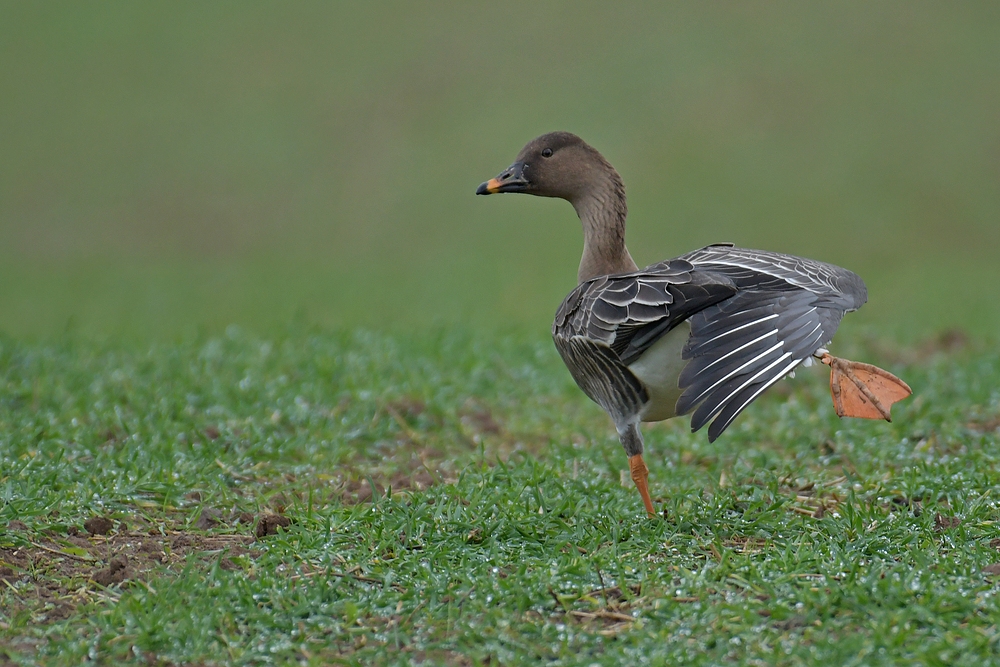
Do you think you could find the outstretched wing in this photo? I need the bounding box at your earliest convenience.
[676,245,868,441]
[680,244,868,308]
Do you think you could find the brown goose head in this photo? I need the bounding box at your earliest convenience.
[476,132,622,204]
[477,131,635,282]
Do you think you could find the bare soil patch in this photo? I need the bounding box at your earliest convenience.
[0,514,263,624]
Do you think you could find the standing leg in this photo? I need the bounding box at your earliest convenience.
[618,422,656,517]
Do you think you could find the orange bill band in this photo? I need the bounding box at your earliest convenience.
[482,177,503,194]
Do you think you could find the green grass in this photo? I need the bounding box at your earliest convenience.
[2,327,1000,665]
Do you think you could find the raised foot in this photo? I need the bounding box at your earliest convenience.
[820,353,912,421]
[628,454,657,518]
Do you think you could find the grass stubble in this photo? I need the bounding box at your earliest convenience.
[0,326,999,665]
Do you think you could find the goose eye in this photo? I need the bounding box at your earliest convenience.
[541,148,553,158]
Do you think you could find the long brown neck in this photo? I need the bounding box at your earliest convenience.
[572,170,636,283]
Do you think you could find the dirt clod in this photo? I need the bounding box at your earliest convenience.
[255,514,291,538]
[84,516,114,536]
[984,563,1000,576]
[584,584,641,603]
[6,520,28,531]
[138,540,163,555]
[92,555,129,587]
[195,508,222,530]
[773,615,808,631]
[934,513,961,532]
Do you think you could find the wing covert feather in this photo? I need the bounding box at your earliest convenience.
[553,259,737,367]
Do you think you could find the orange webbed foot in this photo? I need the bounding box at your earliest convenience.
[820,353,912,421]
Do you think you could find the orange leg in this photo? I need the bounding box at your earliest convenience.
[820,353,912,421]
[628,454,656,517]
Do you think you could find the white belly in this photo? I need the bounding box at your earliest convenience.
[627,321,690,422]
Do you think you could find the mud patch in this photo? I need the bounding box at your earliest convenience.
[0,524,256,624]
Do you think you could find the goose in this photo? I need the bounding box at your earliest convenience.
[477,131,911,516]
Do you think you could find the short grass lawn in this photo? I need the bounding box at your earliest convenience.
[2,327,999,665]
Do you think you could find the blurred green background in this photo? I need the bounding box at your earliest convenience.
[2,2,998,342]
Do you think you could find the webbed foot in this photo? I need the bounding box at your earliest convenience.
[820,353,912,421]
